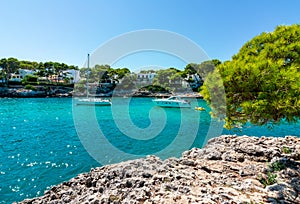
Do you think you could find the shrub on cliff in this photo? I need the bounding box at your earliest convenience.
[24,84,37,91]
[22,74,38,84]
[201,24,300,129]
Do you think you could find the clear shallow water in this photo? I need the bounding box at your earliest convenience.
[0,97,299,203]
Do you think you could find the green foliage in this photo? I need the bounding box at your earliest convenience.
[22,74,38,84]
[184,63,197,75]
[152,68,179,91]
[0,58,78,73]
[193,60,221,79]
[258,172,277,187]
[118,74,136,90]
[139,69,155,74]
[258,160,285,187]
[140,85,168,93]
[80,65,130,83]
[0,57,78,86]
[24,84,37,91]
[281,146,292,154]
[200,69,226,121]
[270,161,286,172]
[113,68,130,79]
[201,24,300,129]
[77,61,216,93]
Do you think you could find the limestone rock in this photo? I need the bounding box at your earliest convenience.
[17,135,300,204]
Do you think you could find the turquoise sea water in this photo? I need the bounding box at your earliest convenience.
[0,97,299,203]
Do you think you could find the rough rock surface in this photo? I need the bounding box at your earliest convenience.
[18,135,300,204]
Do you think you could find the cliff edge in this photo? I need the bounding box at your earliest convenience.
[18,135,300,204]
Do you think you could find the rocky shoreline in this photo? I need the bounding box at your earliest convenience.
[0,86,203,98]
[0,86,74,98]
[18,135,300,204]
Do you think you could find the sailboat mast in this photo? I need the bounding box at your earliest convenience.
[86,54,90,97]
[87,53,90,69]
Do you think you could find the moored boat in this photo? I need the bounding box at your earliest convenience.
[75,54,112,106]
[152,96,191,108]
[76,98,111,106]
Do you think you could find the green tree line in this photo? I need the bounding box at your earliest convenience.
[0,58,79,85]
[77,60,220,92]
[79,64,131,83]
[151,60,220,92]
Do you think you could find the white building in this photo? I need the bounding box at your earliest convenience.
[137,72,157,83]
[9,69,36,82]
[63,69,81,83]
[183,74,203,89]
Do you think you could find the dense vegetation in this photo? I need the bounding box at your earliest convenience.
[79,65,130,83]
[201,24,300,129]
[0,58,79,85]
[151,60,220,92]
[0,55,219,93]
[76,61,219,92]
[0,58,78,75]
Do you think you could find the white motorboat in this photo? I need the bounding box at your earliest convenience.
[152,96,191,108]
[76,98,111,106]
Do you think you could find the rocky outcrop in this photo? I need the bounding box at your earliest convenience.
[18,135,300,204]
[0,86,74,97]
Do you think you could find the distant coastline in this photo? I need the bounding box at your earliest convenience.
[0,86,73,98]
[0,86,203,99]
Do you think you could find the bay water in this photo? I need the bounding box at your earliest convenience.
[0,97,299,203]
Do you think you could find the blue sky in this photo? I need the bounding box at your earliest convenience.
[0,0,299,70]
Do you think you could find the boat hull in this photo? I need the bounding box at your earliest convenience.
[152,100,191,108]
[152,97,191,108]
[76,98,112,106]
